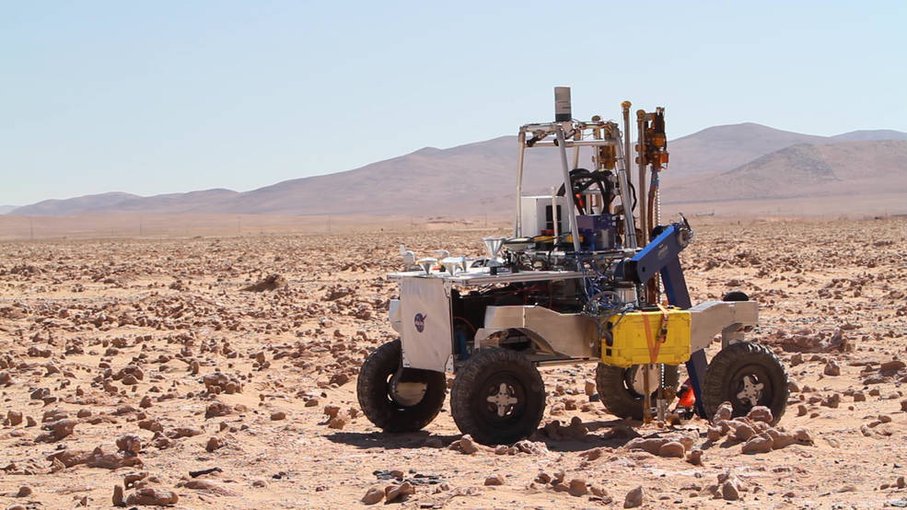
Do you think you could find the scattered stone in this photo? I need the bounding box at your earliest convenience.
[124,488,179,506]
[116,434,142,455]
[624,486,644,508]
[448,435,479,454]
[15,486,32,497]
[112,485,125,507]
[658,441,686,458]
[206,437,224,453]
[242,274,287,292]
[270,411,287,421]
[205,402,233,419]
[384,481,415,503]
[35,418,77,442]
[824,359,841,376]
[484,474,505,486]
[747,406,773,424]
[568,478,588,497]
[361,487,384,505]
[7,411,23,427]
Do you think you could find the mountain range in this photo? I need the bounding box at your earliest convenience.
[8,123,907,217]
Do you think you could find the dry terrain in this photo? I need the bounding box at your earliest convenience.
[1,218,906,509]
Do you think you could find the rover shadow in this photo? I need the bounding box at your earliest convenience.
[325,418,646,453]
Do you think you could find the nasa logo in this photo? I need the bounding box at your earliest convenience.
[414,313,427,333]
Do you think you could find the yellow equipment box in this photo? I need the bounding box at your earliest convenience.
[601,308,692,367]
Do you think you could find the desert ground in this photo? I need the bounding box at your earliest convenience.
[1,217,906,509]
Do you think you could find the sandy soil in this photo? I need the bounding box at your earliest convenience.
[0,218,905,509]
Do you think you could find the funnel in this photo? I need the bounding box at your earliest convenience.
[482,237,505,259]
[417,257,437,275]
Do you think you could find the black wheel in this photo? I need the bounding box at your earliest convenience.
[595,363,680,420]
[702,341,788,424]
[356,339,446,433]
[450,348,545,445]
[723,291,749,302]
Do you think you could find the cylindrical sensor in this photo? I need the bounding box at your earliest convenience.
[554,86,572,122]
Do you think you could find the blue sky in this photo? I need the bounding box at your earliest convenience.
[2,1,905,205]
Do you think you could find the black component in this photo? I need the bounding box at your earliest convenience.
[595,363,680,420]
[722,291,750,302]
[356,339,447,432]
[450,348,545,445]
[556,168,615,215]
[701,341,788,424]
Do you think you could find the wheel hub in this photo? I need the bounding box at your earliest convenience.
[629,365,661,396]
[736,375,764,407]
[486,382,519,417]
[390,376,427,407]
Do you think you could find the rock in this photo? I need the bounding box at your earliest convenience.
[384,481,415,503]
[853,391,866,402]
[686,449,703,465]
[7,411,23,427]
[568,478,588,497]
[242,274,287,292]
[880,360,906,373]
[732,421,756,441]
[116,434,142,455]
[584,380,596,397]
[714,401,733,422]
[822,394,841,408]
[0,371,11,385]
[15,486,32,497]
[124,488,179,506]
[36,418,77,442]
[721,479,740,501]
[323,405,341,418]
[449,435,479,454]
[327,415,347,429]
[85,446,144,469]
[741,433,774,454]
[177,479,239,497]
[205,402,233,419]
[270,411,287,421]
[205,437,223,452]
[361,487,384,505]
[513,440,548,455]
[746,406,773,424]
[329,372,350,386]
[624,486,644,508]
[484,474,505,486]
[658,442,686,458]
[901,399,907,412]
[824,359,841,376]
[139,396,153,409]
[113,485,125,507]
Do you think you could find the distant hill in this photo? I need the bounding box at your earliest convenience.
[0,206,17,215]
[663,140,907,203]
[8,123,907,217]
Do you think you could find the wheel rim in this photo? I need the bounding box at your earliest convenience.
[477,373,526,423]
[729,364,773,412]
[625,365,661,397]
[387,373,427,407]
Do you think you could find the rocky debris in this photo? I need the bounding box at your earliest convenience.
[48,445,143,470]
[448,435,480,454]
[242,274,287,292]
[270,411,287,421]
[112,485,125,507]
[362,487,385,505]
[124,488,179,506]
[205,401,233,419]
[568,478,588,497]
[624,486,644,508]
[901,399,907,412]
[541,416,588,440]
[484,474,505,486]
[35,418,77,442]
[201,372,242,394]
[6,410,23,426]
[116,434,142,455]
[824,359,841,376]
[177,479,239,496]
[625,432,696,457]
[14,486,32,497]
[384,481,415,503]
[206,437,224,452]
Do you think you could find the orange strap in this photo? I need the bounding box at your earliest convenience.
[641,305,670,364]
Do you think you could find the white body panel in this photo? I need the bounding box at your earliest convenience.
[399,277,452,372]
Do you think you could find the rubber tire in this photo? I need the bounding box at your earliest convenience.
[356,339,447,433]
[701,341,788,424]
[450,348,545,445]
[595,363,680,420]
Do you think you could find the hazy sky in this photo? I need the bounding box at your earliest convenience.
[2,1,905,205]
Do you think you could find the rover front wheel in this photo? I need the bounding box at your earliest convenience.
[701,341,788,424]
[595,363,679,420]
[450,348,545,445]
[356,339,447,432]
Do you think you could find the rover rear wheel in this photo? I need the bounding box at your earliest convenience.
[701,341,788,424]
[595,363,679,420]
[450,348,545,445]
[357,339,447,433]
